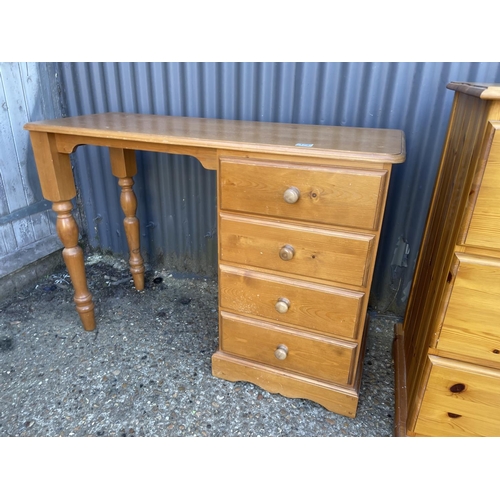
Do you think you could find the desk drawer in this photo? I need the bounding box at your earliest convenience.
[219,213,374,287]
[414,356,500,437]
[220,159,388,230]
[220,311,357,385]
[219,265,364,339]
[438,253,500,367]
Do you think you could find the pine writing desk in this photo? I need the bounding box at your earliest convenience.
[25,113,405,417]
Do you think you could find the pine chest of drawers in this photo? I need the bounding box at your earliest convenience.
[394,82,500,435]
[212,141,405,418]
[24,113,405,419]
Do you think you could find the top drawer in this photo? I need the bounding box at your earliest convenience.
[220,159,388,230]
[465,123,500,250]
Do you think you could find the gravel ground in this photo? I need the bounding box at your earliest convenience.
[0,253,399,437]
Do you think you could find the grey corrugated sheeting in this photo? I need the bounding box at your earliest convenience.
[52,62,500,315]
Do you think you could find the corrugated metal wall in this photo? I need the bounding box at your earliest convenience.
[51,62,500,315]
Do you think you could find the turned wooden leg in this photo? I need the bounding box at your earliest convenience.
[109,148,145,291]
[53,201,96,331]
[118,176,145,290]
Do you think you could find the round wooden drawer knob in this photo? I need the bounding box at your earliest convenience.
[275,298,291,314]
[279,244,295,261]
[283,187,300,204]
[275,344,288,360]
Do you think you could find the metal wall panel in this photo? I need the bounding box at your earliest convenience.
[54,62,500,314]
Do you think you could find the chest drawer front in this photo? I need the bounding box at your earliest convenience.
[220,159,388,231]
[465,127,500,250]
[219,265,363,339]
[438,253,500,366]
[414,356,500,437]
[219,214,374,287]
[220,312,357,385]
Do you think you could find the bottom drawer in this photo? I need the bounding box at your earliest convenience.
[220,311,357,386]
[414,355,500,436]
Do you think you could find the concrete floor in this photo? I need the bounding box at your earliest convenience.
[0,253,399,437]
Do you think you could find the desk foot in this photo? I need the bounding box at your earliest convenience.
[53,201,96,331]
[118,177,145,291]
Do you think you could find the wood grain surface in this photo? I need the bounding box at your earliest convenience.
[220,158,388,230]
[219,265,364,339]
[25,112,406,163]
[219,213,374,287]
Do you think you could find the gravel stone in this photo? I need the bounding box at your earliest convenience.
[0,253,399,437]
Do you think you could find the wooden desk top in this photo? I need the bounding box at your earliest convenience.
[25,112,406,164]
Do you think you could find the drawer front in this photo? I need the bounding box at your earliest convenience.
[414,356,500,437]
[465,127,500,250]
[219,265,364,339]
[438,253,500,366]
[219,213,374,287]
[220,159,388,230]
[220,312,357,385]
